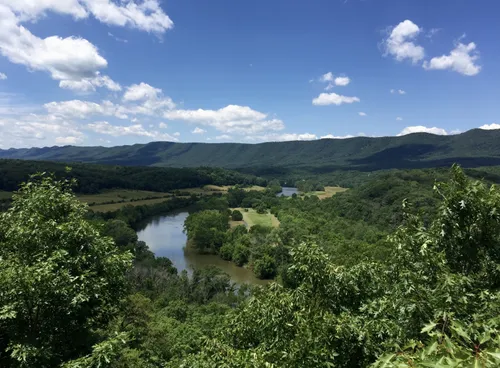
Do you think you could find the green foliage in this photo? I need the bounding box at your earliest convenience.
[4,129,500,173]
[231,209,243,221]
[185,166,500,367]
[0,174,132,367]
[184,210,229,253]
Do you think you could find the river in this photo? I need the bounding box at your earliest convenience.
[136,210,269,285]
[277,187,299,197]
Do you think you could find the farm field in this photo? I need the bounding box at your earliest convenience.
[77,189,170,205]
[301,186,348,199]
[182,185,266,195]
[230,208,280,228]
[88,197,171,212]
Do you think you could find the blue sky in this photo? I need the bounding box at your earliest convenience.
[0,0,498,148]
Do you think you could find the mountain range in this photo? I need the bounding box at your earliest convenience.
[2,129,500,171]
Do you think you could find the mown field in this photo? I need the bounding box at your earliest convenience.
[301,186,348,199]
[231,208,280,228]
[77,189,170,205]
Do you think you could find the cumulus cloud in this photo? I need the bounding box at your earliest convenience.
[312,93,360,106]
[192,127,206,134]
[215,134,232,140]
[0,113,85,148]
[244,133,317,142]
[320,134,354,139]
[159,122,168,129]
[45,100,127,119]
[124,83,161,101]
[358,112,367,116]
[0,1,173,90]
[423,41,481,76]
[164,105,284,135]
[0,6,108,81]
[479,123,500,130]
[384,19,425,64]
[59,74,121,92]
[397,126,448,136]
[1,0,174,34]
[0,72,6,80]
[396,117,403,121]
[319,72,350,90]
[87,121,178,141]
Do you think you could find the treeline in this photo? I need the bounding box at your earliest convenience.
[0,159,266,194]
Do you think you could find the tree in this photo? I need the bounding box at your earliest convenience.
[0,174,132,367]
[184,210,229,253]
[231,210,243,221]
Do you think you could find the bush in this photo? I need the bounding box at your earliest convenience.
[231,210,243,221]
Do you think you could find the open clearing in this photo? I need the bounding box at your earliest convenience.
[182,185,266,195]
[88,197,171,212]
[301,186,348,199]
[230,208,280,228]
[78,189,170,205]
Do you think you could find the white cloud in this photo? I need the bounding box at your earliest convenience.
[1,0,174,34]
[320,134,354,139]
[123,82,161,101]
[398,89,406,95]
[59,74,121,92]
[159,122,168,129]
[173,132,180,137]
[312,93,360,106]
[334,76,350,86]
[319,72,350,90]
[0,72,6,80]
[108,32,128,43]
[87,121,178,141]
[384,19,425,64]
[245,133,317,142]
[165,105,284,134]
[397,125,448,136]
[479,123,500,130]
[423,41,481,76]
[358,112,367,116]
[0,6,108,81]
[320,72,334,83]
[0,113,85,148]
[55,136,81,145]
[45,100,127,119]
[215,134,232,140]
[192,127,206,134]
[0,1,173,90]
[396,117,403,121]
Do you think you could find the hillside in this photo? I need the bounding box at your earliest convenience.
[1,129,500,171]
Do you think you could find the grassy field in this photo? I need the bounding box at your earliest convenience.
[88,197,171,212]
[301,186,348,199]
[231,208,280,228]
[78,189,170,205]
[0,191,12,200]
[182,185,266,195]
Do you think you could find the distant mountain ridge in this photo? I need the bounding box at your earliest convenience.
[2,129,500,171]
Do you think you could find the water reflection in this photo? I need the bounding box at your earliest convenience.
[277,187,298,197]
[136,210,268,285]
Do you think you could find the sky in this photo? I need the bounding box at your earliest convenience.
[0,0,499,148]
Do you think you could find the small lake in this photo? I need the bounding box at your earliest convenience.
[136,210,268,285]
[277,187,298,197]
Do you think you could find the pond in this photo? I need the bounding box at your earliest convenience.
[136,210,269,285]
[277,187,298,197]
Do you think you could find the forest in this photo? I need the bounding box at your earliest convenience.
[1,159,500,367]
[2,128,500,171]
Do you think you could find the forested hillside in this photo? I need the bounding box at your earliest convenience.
[1,167,500,367]
[2,129,500,171]
[0,159,265,193]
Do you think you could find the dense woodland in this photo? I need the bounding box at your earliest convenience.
[3,129,500,171]
[1,158,500,366]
